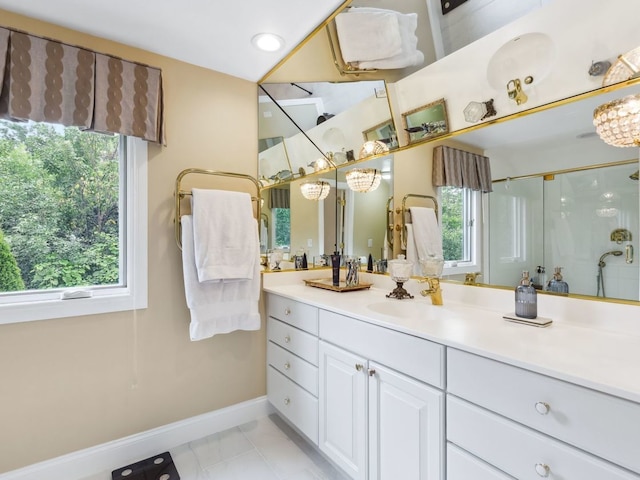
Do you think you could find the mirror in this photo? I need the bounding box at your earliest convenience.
[451,82,640,302]
[335,155,394,262]
[258,80,397,184]
[260,0,640,306]
[265,154,394,271]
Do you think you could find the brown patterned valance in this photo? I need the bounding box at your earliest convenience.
[432,145,492,193]
[0,26,164,144]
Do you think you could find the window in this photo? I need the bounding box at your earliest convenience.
[272,208,291,250]
[440,186,480,275]
[0,120,147,324]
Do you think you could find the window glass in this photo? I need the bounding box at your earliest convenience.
[0,120,121,295]
[273,207,291,250]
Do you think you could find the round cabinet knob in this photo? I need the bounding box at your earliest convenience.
[355,363,364,372]
[284,362,290,370]
[535,463,550,477]
[284,397,290,406]
[535,401,550,415]
[284,335,291,344]
[284,308,291,316]
[368,368,376,377]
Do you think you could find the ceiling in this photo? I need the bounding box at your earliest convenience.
[0,0,344,82]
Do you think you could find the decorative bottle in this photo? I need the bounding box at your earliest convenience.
[547,267,569,294]
[515,271,537,319]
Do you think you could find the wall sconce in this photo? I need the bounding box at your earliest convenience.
[603,45,640,86]
[359,140,389,159]
[593,93,640,147]
[300,181,330,201]
[345,168,381,193]
[463,99,497,123]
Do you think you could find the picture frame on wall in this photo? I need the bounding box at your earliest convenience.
[401,98,449,145]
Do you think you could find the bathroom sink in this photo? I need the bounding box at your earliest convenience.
[486,32,555,91]
[367,300,426,319]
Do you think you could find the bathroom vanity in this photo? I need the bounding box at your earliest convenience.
[264,272,640,480]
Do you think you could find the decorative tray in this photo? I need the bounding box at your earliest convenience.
[304,278,373,292]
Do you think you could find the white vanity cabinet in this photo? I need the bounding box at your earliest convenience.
[447,348,640,480]
[318,309,445,480]
[265,293,320,444]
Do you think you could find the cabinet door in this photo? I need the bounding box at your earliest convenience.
[368,363,444,480]
[319,341,367,480]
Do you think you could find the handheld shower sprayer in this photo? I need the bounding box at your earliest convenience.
[596,250,623,297]
[598,250,623,267]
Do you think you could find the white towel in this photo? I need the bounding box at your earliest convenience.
[181,215,260,341]
[335,10,402,62]
[405,207,443,276]
[192,188,257,282]
[357,12,424,70]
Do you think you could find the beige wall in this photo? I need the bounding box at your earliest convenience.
[0,11,265,473]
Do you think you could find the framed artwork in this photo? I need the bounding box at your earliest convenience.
[401,98,449,145]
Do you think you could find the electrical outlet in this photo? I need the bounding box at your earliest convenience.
[367,238,373,247]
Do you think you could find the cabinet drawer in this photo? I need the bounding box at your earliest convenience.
[447,443,515,480]
[268,317,318,366]
[266,293,318,334]
[268,340,318,396]
[267,366,318,445]
[448,349,640,473]
[319,309,444,388]
[447,396,640,480]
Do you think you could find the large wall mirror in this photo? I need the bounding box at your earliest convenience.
[460,82,640,302]
[258,80,396,183]
[258,0,640,306]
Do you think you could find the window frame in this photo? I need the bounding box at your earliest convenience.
[0,136,148,324]
[441,186,482,276]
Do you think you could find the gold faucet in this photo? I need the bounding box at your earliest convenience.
[420,277,443,305]
[507,78,528,105]
[464,272,482,285]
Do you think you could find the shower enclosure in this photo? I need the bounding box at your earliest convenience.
[488,162,639,301]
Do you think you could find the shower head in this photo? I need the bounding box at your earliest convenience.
[631,170,639,181]
[598,250,624,266]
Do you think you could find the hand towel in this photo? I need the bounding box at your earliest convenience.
[181,215,260,341]
[406,207,443,276]
[191,188,257,282]
[357,12,424,69]
[335,10,402,62]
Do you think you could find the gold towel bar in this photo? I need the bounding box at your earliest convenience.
[174,168,262,250]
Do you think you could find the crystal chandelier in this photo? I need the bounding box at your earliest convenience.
[300,180,330,200]
[345,168,382,193]
[593,93,640,147]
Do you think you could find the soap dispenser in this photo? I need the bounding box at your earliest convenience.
[515,271,537,319]
[534,265,547,290]
[547,267,569,294]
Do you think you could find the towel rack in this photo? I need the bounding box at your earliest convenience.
[386,196,394,250]
[396,193,439,250]
[174,168,262,250]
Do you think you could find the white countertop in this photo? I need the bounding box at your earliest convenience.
[263,271,640,404]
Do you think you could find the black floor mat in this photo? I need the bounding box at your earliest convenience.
[111,451,180,480]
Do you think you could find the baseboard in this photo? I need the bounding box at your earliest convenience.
[0,396,274,480]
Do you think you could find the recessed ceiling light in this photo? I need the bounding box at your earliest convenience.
[251,33,284,52]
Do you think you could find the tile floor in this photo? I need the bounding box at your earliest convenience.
[80,414,349,480]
